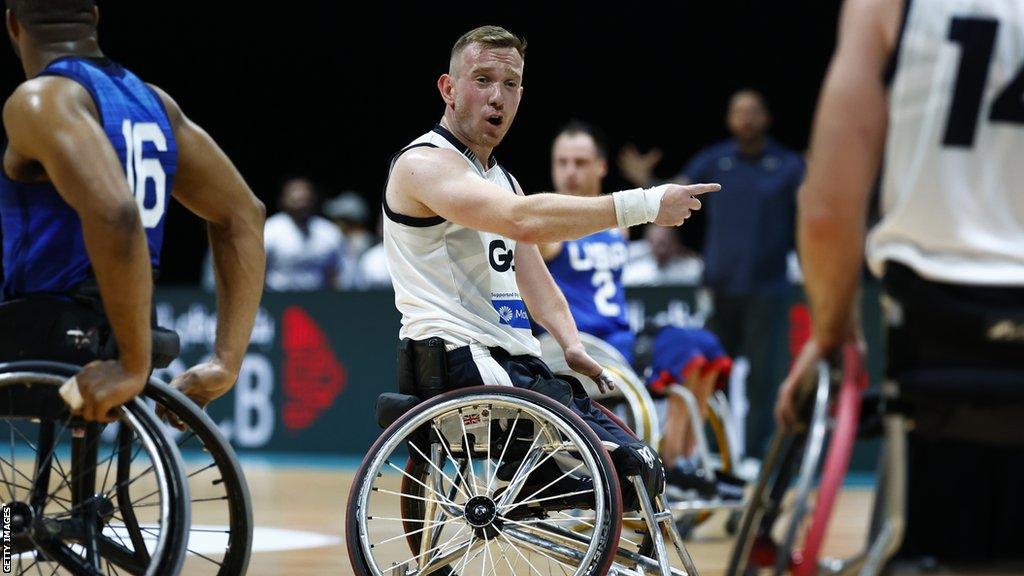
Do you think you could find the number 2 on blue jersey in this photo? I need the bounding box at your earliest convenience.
[592,270,621,317]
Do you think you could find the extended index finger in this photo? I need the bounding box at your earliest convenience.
[684,183,721,196]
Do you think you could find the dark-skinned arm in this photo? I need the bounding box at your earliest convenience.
[151,85,266,408]
[3,77,151,422]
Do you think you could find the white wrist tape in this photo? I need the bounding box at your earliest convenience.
[60,376,83,411]
[612,185,667,228]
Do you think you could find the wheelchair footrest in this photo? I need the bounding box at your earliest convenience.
[667,497,748,514]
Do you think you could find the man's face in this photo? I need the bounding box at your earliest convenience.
[280,181,316,222]
[444,44,524,149]
[646,226,680,266]
[726,92,769,143]
[551,132,607,197]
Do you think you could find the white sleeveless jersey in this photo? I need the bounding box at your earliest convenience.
[867,0,1024,285]
[383,125,541,357]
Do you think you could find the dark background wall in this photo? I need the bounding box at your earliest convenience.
[0,1,843,284]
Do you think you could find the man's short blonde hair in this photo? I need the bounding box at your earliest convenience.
[449,25,527,74]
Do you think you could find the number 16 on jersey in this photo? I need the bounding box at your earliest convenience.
[122,119,167,228]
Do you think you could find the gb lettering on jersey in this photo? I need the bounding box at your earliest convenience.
[484,236,530,329]
[488,239,516,272]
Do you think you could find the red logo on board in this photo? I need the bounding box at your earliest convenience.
[282,306,346,431]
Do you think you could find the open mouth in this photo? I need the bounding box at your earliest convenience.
[487,115,504,127]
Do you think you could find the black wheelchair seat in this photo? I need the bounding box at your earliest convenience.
[894,369,1024,446]
[375,392,421,429]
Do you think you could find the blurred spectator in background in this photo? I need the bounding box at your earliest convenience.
[264,178,345,291]
[356,215,391,290]
[619,89,805,458]
[325,191,375,289]
[622,226,703,287]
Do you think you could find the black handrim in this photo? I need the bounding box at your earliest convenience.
[144,379,252,576]
[0,361,190,576]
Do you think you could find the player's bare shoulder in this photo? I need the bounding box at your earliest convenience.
[386,145,472,217]
[145,83,184,130]
[839,0,902,52]
[3,77,96,177]
[3,76,95,134]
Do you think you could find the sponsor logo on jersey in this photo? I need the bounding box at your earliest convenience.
[498,306,514,323]
[491,297,531,329]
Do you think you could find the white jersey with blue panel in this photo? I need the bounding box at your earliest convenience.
[545,229,634,362]
[0,56,176,299]
[383,125,540,357]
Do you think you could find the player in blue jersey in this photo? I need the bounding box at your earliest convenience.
[542,121,740,499]
[540,121,634,362]
[1,0,265,422]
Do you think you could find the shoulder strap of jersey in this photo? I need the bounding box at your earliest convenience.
[383,142,446,227]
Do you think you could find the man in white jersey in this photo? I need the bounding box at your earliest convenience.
[774,0,1024,563]
[383,25,719,507]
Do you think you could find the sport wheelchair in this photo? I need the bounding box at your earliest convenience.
[726,346,888,576]
[0,360,252,576]
[347,384,702,576]
[540,332,746,534]
[728,342,1024,575]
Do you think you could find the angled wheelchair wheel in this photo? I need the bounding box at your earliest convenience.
[539,333,662,448]
[346,386,622,576]
[143,378,252,576]
[726,362,832,576]
[727,347,867,576]
[0,361,190,576]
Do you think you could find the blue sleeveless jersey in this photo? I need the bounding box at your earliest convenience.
[0,57,176,300]
[546,229,634,361]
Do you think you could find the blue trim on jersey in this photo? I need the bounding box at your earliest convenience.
[0,57,176,300]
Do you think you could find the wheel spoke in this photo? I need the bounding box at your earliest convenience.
[485,410,522,495]
[499,462,586,516]
[375,515,461,546]
[496,530,547,576]
[431,424,476,501]
[406,440,470,501]
[384,460,459,508]
[456,410,482,497]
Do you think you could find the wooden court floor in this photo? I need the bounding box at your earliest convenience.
[240,461,876,576]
